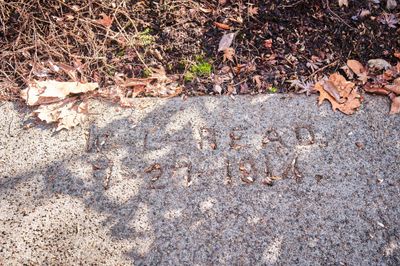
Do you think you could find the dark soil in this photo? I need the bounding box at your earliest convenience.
[1,0,400,98]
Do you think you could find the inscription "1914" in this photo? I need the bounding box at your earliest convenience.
[142,125,324,189]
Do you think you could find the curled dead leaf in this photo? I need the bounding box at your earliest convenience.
[199,7,213,13]
[364,83,390,95]
[322,80,343,103]
[34,98,89,131]
[214,22,230,30]
[347,59,369,83]
[100,66,182,105]
[21,80,98,106]
[385,84,400,95]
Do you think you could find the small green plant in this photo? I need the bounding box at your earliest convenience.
[268,86,278,93]
[143,68,152,77]
[184,71,195,82]
[184,56,212,81]
[116,49,125,57]
[138,28,155,46]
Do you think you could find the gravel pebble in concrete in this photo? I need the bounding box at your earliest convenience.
[0,95,399,265]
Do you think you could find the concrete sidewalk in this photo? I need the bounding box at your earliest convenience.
[1,95,399,265]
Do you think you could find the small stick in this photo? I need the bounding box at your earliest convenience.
[324,0,355,30]
[306,60,339,80]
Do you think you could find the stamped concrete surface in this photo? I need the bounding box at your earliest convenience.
[0,95,399,265]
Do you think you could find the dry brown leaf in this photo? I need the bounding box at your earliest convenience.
[360,9,371,18]
[21,80,98,106]
[252,75,263,89]
[264,39,273,49]
[347,59,369,84]
[368,59,392,70]
[385,84,400,95]
[340,65,354,80]
[315,82,342,111]
[347,60,365,75]
[389,93,400,114]
[58,62,79,81]
[223,48,235,62]
[214,22,231,30]
[199,7,213,13]
[218,32,236,51]
[102,67,182,104]
[226,84,235,95]
[338,0,349,7]
[315,73,361,115]
[248,6,259,16]
[364,83,390,95]
[214,84,223,94]
[330,73,358,98]
[95,13,113,27]
[387,0,397,10]
[34,98,89,131]
[321,80,343,103]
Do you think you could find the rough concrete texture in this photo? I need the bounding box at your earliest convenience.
[0,95,399,265]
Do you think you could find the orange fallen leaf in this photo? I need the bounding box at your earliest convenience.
[95,13,113,27]
[364,83,390,95]
[321,80,343,103]
[214,22,230,30]
[347,59,369,84]
[315,73,362,115]
[347,60,365,75]
[264,39,273,49]
[315,82,342,111]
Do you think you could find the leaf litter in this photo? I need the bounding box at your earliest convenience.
[2,0,400,130]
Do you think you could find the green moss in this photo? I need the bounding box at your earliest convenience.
[191,62,212,77]
[138,28,155,46]
[268,86,278,93]
[184,56,212,81]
